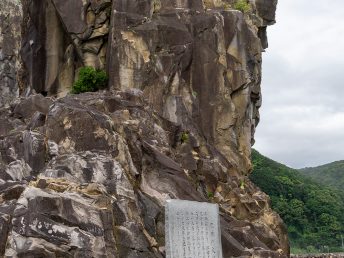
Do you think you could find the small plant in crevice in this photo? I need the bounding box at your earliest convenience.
[233,0,251,13]
[239,179,245,189]
[71,66,108,94]
[207,191,214,199]
[180,131,189,144]
[192,91,198,98]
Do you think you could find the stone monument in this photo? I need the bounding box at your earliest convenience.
[165,199,223,258]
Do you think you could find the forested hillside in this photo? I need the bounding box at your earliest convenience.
[250,150,344,254]
[300,161,344,192]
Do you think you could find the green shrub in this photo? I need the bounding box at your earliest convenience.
[72,67,108,94]
[233,0,251,13]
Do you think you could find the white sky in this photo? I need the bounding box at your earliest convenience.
[254,0,344,168]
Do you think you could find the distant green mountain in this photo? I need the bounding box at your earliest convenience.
[250,150,344,254]
[299,161,344,192]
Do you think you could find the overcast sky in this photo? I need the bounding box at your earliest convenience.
[254,0,344,169]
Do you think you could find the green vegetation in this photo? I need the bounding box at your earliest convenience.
[207,191,214,199]
[233,0,251,13]
[239,179,245,189]
[300,160,344,192]
[250,150,344,253]
[180,132,189,143]
[72,67,108,94]
[192,91,198,98]
[223,3,231,11]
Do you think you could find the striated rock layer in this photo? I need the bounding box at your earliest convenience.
[0,0,289,257]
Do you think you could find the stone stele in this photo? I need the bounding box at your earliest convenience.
[165,199,223,258]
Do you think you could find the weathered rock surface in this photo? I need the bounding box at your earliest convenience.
[0,91,288,257]
[106,0,280,175]
[0,0,289,257]
[0,0,23,107]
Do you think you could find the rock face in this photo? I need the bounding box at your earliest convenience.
[0,0,23,107]
[0,0,289,257]
[20,0,112,97]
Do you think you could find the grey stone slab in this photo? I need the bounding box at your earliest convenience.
[165,199,223,258]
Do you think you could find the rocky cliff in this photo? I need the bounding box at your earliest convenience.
[0,0,289,257]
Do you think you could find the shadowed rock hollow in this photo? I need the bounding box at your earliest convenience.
[0,0,289,257]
